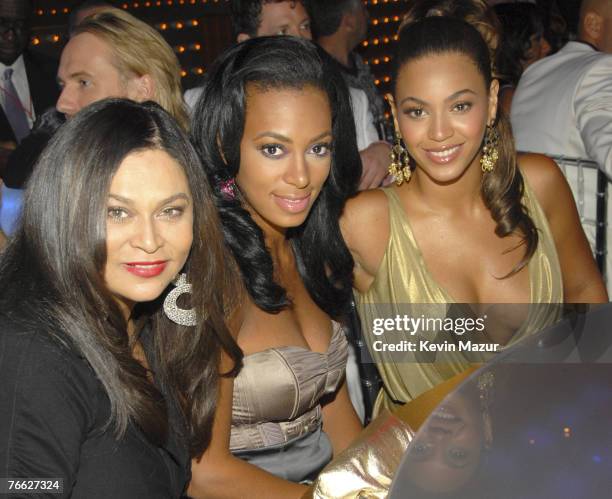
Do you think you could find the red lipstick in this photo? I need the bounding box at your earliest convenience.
[124,261,168,278]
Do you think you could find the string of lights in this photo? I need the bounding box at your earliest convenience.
[29,0,407,92]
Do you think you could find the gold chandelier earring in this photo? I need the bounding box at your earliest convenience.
[480,123,500,172]
[389,132,411,186]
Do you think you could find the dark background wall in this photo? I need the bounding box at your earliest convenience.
[542,0,581,34]
[30,0,234,90]
[28,0,579,95]
[29,0,409,95]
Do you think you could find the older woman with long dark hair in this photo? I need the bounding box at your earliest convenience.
[0,99,241,498]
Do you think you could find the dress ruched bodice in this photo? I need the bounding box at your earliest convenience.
[230,322,348,453]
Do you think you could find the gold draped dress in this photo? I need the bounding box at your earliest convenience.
[355,180,564,416]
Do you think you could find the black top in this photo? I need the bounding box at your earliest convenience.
[0,313,190,498]
[1,110,64,188]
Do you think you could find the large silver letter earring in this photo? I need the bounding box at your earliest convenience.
[163,273,197,326]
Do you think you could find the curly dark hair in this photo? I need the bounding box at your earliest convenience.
[191,36,361,318]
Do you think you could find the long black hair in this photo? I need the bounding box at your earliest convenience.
[0,99,241,457]
[394,17,538,275]
[191,36,361,319]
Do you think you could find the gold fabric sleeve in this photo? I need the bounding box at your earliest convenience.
[305,410,414,499]
[305,366,481,498]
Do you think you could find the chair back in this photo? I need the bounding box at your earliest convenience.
[549,155,607,278]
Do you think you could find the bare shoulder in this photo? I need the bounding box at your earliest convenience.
[341,188,392,287]
[227,296,248,341]
[517,154,608,302]
[517,152,570,216]
[341,188,390,246]
[344,187,390,217]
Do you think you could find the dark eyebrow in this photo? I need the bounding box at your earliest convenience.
[254,131,291,142]
[310,131,333,142]
[108,193,190,207]
[399,89,477,106]
[446,89,477,101]
[253,131,332,143]
[399,96,427,106]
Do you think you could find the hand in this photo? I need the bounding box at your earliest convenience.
[300,486,314,499]
[358,141,392,190]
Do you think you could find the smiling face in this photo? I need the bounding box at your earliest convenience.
[236,85,332,236]
[392,51,498,185]
[104,149,194,317]
[405,392,484,492]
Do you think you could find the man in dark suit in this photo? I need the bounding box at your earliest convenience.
[1,0,59,241]
[0,0,59,159]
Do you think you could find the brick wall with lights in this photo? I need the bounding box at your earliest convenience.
[361,0,407,101]
[30,0,408,94]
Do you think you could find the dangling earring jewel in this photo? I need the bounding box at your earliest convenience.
[163,273,197,326]
[480,124,499,172]
[388,132,411,186]
[219,178,236,200]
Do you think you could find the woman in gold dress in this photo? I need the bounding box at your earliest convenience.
[340,16,607,417]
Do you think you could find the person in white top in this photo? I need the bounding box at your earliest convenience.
[184,0,313,111]
[511,0,612,290]
[308,0,393,190]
